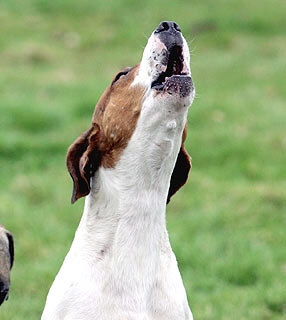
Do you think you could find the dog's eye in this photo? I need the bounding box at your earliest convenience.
[112,67,132,85]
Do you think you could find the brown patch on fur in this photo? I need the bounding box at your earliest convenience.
[67,65,146,203]
[93,65,146,168]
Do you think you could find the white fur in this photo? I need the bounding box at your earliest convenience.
[42,28,195,320]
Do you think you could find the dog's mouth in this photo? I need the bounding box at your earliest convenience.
[150,45,193,98]
[151,45,188,91]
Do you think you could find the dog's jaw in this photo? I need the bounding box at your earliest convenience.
[133,28,195,107]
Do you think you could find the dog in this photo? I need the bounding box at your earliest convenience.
[0,224,14,306]
[42,21,195,320]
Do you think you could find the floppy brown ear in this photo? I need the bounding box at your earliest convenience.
[167,125,191,204]
[66,125,101,204]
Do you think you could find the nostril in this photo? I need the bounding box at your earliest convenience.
[162,21,170,31]
[173,22,181,32]
[155,21,171,33]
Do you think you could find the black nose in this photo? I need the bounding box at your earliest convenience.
[0,280,9,306]
[155,21,182,34]
[154,21,183,50]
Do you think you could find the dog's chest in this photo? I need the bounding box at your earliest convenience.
[42,236,192,320]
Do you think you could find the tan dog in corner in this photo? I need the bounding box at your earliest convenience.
[0,224,14,306]
[42,21,195,320]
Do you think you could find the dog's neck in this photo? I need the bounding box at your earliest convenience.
[82,167,169,250]
[72,108,187,289]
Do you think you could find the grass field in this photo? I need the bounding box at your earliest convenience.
[0,0,286,319]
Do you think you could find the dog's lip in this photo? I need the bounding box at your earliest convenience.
[163,75,194,98]
[151,44,188,91]
[151,74,191,90]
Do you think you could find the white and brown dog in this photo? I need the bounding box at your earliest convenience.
[42,21,195,320]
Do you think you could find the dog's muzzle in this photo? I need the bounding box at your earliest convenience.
[151,21,194,97]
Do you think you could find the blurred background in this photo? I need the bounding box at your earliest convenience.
[0,0,285,319]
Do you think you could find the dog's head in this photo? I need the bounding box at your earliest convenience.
[67,21,195,204]
[0,225,14,306]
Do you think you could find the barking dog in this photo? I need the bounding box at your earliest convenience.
[42,21,195,320]
[0,225,14,306]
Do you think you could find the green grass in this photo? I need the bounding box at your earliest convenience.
[0,0,286,319]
